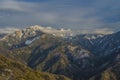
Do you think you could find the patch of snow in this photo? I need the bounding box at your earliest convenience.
[91,36,96,39]
[79,49,90,58]
[80,53,89,58]
[25,36,40,45]
[97,35,104,37]
[84,36,90,40]
[25,40,33,45]
[60,28,65,31]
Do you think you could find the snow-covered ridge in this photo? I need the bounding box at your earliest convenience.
[27,25,74,37]
[0,25,74,38]
[5,25,74,38]
[84,34,105,40]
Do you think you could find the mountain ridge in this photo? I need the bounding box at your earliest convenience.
[0,26,120,80]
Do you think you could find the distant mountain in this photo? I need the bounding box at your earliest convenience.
[0,26,120,80]
[71,32,120,57]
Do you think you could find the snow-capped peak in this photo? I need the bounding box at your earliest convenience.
[25,25,74,37]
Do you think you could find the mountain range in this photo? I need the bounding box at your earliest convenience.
[0,25,120,80]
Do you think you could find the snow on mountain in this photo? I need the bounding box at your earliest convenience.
[70,31,120,57]
[25,39,34,45]
[28,25,74,37]
[0,25,74,41]
[1,25,120,80]
[83,34,105,40]
[25,36,40,45]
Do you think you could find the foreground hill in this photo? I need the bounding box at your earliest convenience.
[0,54,70,80]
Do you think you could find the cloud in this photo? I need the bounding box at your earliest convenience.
[0,27,19,33]
[0,0,120,33]
[91,28,113,34]
[74,28,113,34]
[0,0,23,11]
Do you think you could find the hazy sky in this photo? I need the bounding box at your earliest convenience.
[0,0,120,33]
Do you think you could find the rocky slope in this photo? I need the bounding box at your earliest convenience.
[0,26,120,80]
[0,54,70,80]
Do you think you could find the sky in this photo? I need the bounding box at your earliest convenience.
[0,0,120,33]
